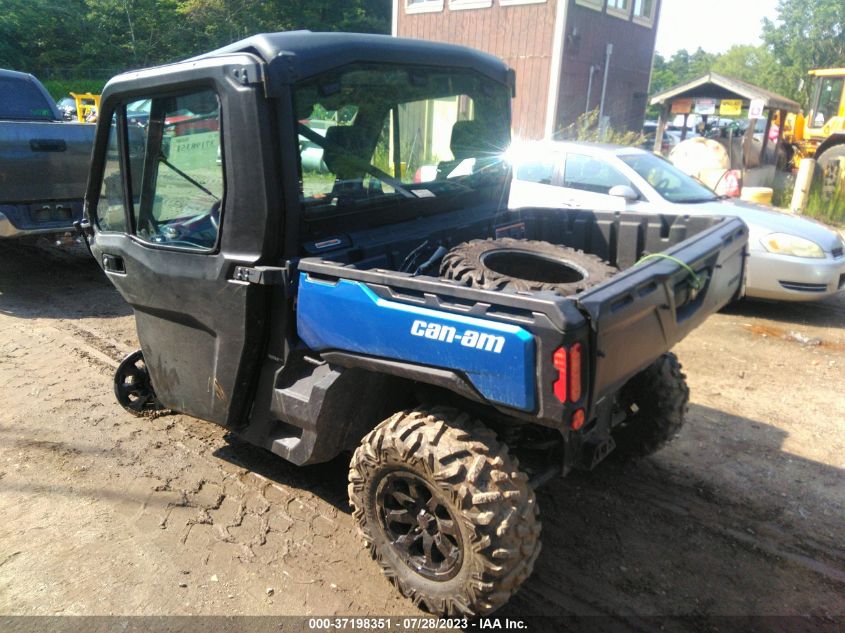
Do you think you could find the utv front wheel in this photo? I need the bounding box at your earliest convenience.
[348,407,540,616]
[612,352,689,459]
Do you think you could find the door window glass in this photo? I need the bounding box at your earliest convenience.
[129,90,223,250]
[812,77,844,127]
[563,153,631,194]
[96,113,128,232]
[515,156,558,184]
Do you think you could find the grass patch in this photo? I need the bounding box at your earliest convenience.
[42,79,108,101]
[804,184,845,224]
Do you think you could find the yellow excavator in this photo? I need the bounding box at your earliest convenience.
[784,68,845,172]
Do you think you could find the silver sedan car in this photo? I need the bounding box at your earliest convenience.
[507,141,845,302]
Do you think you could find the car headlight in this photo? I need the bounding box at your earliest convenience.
[760,233,825,259]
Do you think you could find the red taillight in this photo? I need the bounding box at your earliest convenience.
[569,342,582,403]
[552,343,583,404]
[552,347,567,403]
[571,408,585,430]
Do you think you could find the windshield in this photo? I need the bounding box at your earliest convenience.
[293,63,511,217]
[618,152,717,203]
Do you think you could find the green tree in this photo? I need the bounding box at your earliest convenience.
[0,0,390,83]
[711,44,779,87]
[762,0,845,105]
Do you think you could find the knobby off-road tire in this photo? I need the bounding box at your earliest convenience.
[440,238,617,296]
[348,407,541,616]
[612,352,689,460]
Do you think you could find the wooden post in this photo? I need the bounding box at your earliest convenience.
[759,109,774,164]
[681,113,689,141]
[741,115,756,180]
[773,108,785,169]
[654,103,669,154]
[790,157,815,214]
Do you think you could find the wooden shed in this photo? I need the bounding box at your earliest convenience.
[393,0,662,139]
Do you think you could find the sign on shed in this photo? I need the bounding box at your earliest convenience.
[719,99,743,116]
[694,98,717,115]
[671,98,693,114]
[748,99,765,119]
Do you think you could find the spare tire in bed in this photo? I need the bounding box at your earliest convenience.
[440,238,617,296]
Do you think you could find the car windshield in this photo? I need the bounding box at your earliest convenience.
[618,152,718,203]
[293,63,511,217]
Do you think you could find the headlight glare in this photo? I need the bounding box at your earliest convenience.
[761,233,825,259]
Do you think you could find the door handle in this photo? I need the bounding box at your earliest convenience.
[30,139,67,152]
[102,254,125,273]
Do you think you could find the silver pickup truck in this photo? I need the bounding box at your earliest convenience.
[0,69,95,240]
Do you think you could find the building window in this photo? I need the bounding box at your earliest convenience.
[406,0,444,14]
[606,0,631,18]
[574,0,603,9]
[450,0,492,9]
[500,0,546,6]
[633,0,656,26]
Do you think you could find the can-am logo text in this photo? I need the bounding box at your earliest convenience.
[410,319,505,354]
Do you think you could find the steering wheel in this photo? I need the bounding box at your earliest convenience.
[656,178,670,191]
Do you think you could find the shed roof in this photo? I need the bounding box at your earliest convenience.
[649,72,800,113]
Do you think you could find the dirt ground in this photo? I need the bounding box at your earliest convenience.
[1,240,844,625]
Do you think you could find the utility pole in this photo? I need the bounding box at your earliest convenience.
[598,43,613,139]
[585,65,598,115]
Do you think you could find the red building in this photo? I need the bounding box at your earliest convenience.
[393,0,661,139]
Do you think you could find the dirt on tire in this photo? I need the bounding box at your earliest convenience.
[348,406,541,616]
[612,352,690,460]
[440,238,617,296]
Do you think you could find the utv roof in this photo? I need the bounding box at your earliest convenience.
[193,31,513,87]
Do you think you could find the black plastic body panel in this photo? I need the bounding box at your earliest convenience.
[85,53,282,427]
[293,209,747,436]
[83,33,749,469]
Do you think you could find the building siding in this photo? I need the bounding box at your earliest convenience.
[396,0,660,138]
[396,1,558,139]
[554,0,660,133]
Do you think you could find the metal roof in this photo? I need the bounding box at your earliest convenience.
[649,72,800,113]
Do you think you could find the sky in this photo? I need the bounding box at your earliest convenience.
[654,0,780,56]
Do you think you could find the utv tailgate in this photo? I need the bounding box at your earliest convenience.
[577,215,746,413]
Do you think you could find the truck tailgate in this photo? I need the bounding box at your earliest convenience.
[0,121,95,203]
[577,216,747,411]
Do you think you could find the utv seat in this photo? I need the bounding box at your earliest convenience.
[323,125,379,202]
[436,119,497,180]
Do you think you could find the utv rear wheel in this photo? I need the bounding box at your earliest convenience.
[440,238,616,296]
[611,353,689,460]
[348,407,541,616]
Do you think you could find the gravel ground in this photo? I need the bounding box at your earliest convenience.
[0,240,843,628]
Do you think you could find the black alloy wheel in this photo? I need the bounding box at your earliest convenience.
[376,470,464,581]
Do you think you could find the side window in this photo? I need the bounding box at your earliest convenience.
[96,113,128,232]
[813,77,844,127]
[515,156,558,184]
[130,90,223,250]
[563,153,631,194]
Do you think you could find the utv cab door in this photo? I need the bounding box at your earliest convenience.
[86,55,279,427]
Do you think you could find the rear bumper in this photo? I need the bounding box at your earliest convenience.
[745,250,845,301]
[0,201,83,239]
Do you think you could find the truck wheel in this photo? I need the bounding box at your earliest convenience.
[440,238,616,296]
[816,144,845,181]
[611,353,689,460]
[348,406,540,616]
